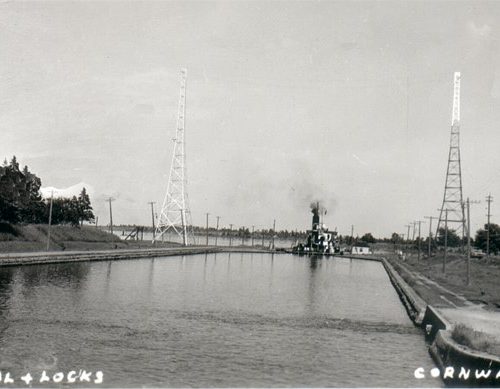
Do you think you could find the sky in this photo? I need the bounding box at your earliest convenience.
[1,0,500,238]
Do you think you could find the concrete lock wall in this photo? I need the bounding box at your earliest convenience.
[430,330,500,387]
[381,257,500,387]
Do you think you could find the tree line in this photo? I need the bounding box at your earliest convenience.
[388,226,500,254]
[0,156,94,227]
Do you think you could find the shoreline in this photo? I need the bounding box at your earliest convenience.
[0,245,274,267]
[2,243,500,385]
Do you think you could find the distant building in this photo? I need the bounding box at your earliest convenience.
[351,246,372,255]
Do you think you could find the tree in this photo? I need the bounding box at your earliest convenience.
[360,232,376,243]
[0,156,45,223]
[475,223,500,255]
[391,232,402,244]
[0,156,97,227]
[49,197,80,226]
[436,227,461,247]
[18,165,45,223]
[77,187,94,226]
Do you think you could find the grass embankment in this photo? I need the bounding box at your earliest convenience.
[451,324,495,354]
[0,223,175,253]
[394,252,500,309]
[386,251,500,355]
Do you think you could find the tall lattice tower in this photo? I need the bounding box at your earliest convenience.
[436,72,466,239]
[154,68,194,245]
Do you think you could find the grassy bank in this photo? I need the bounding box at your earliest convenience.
[451,324,496,354]
[386,251,500,356]
[394,252,500,309]
[0,223,176,253]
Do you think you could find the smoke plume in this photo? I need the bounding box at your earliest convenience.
[310,201,327,216]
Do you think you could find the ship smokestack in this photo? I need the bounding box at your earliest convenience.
[311,201,320,229]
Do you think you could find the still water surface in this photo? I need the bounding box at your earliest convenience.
[0,253,440,387]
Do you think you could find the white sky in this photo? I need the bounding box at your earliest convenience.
[1,1,500,238]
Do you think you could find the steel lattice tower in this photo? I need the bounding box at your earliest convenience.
[436,72,466,240]
[154,68,194,245]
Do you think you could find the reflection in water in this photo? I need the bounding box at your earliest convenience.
[146,258,155,297]
[0,254,440,388]
[308,255,320,270]
[104,261,113,296]
[0,269,13,303]
[20,262,90,289]
[0,270,13,339]
[203,253,208,285]
[307,256,321,315]
[106,261,112,280]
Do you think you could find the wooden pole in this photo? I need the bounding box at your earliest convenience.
[108,198,114,235]
[467,198,471,286]
[149,201,156,241]
[486,194,492,257]
[206,213,209,246]
[272,219,276,249]
[443,209,448,273]
[46,191,54,251]
[417,220,422,261]
[229,224,233,247]
[215,216,220,246]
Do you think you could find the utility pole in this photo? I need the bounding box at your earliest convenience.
[405,224,411,256]
[46,191,54,251]
[229,224,233,247]
[416,220,425,261]
[486,194,493,257]
[401,232,406,252]
[262,229,265,247]
[272,219,276,249]
[205,213,210,246]
[351,225,354,245]
[106,197,115,235]
[215,216,220,246]
[148,202,156,241]
[466,198,471,285]
[443,209,448,273]
[241,227,245,246]
[465,198,480,285]
[424,216,438,257]
[251,225,255,247]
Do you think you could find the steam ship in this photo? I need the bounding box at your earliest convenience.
[292,203,341,255]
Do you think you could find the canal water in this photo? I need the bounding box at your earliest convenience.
[0,253,440,387]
